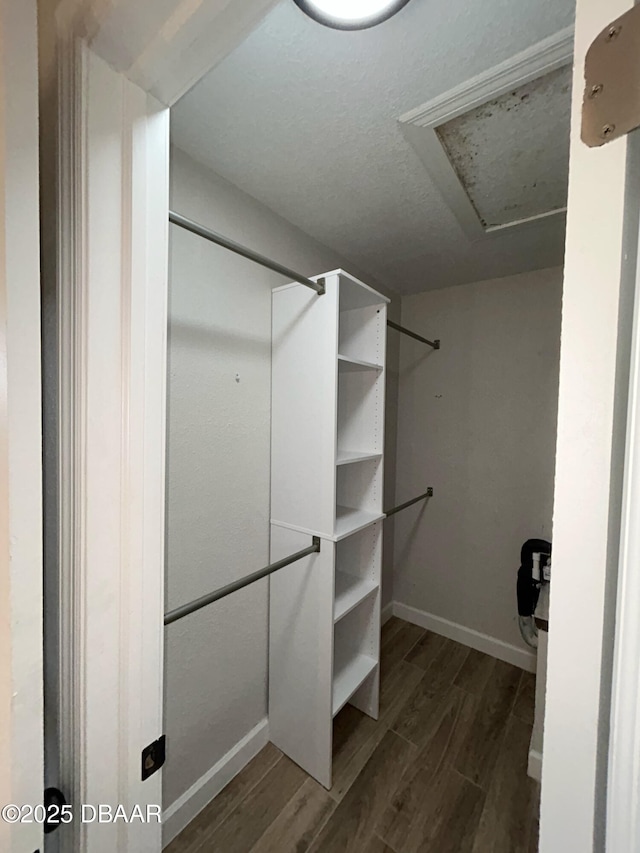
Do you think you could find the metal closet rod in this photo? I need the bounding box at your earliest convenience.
[164,485,434,625]
[385,487,434,518]
[169,211,325,295]
[164,536,321,626]
[388,320,440,350]
[169,211,440,349]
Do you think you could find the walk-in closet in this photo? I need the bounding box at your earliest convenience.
[161,0,573,849]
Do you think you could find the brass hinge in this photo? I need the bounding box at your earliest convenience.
[582,5,640,147]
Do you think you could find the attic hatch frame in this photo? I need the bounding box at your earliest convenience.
[47,0,640,851]
[399,26,574,240]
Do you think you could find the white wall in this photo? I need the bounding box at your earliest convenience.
[393,267,562,657]
[0,2,44,851]
[165,146,396,822]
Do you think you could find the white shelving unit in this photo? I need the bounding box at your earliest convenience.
[334,506,383,540]
[334,568,378,620]
[269,270,388,788]
[333,652,378,717]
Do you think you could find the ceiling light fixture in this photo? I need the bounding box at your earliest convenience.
[293,0,411,30]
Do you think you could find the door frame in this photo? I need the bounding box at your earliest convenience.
[0,1,44,851]
[43,2,278,851]
[43,0,640,850]
[538,1,640,851]
[606,127,640,852]
[52,36,170,851]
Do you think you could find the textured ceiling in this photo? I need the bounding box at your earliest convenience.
[171,0,575,295]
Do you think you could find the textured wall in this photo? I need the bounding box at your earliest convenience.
[393,267,562,650]
[165,147,396,810]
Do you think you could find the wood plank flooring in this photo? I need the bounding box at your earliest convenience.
[166,618,539,853]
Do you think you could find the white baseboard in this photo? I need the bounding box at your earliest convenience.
[162,718,269,847]
[528,748,542,782]
[392,601,536,673]
[381,600,394,625]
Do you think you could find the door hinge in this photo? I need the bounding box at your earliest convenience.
[141,735,166,781]
[582,5,640,147]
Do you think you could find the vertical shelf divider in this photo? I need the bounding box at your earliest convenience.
[269,270,389,789]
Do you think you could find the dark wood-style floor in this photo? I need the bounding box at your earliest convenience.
[167,617,539,853]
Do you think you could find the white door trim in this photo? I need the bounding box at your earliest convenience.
[539,1,636,850]
[54,34,169,852]
[47,3,276,849]
[606,132,640,852]
[0,1,44,851]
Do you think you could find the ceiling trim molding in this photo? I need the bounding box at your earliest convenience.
[399,26,574,240]
[400,26,574,129]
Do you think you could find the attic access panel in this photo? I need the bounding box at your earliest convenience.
[399,28,574,239]
[436,66,571,229]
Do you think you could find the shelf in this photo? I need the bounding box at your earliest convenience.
[338,270,390,311]
[332,652,377,717]
[338,354,383,372]
[335,506,384,541]
[334,571,378,623]
[336,450,382,467]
